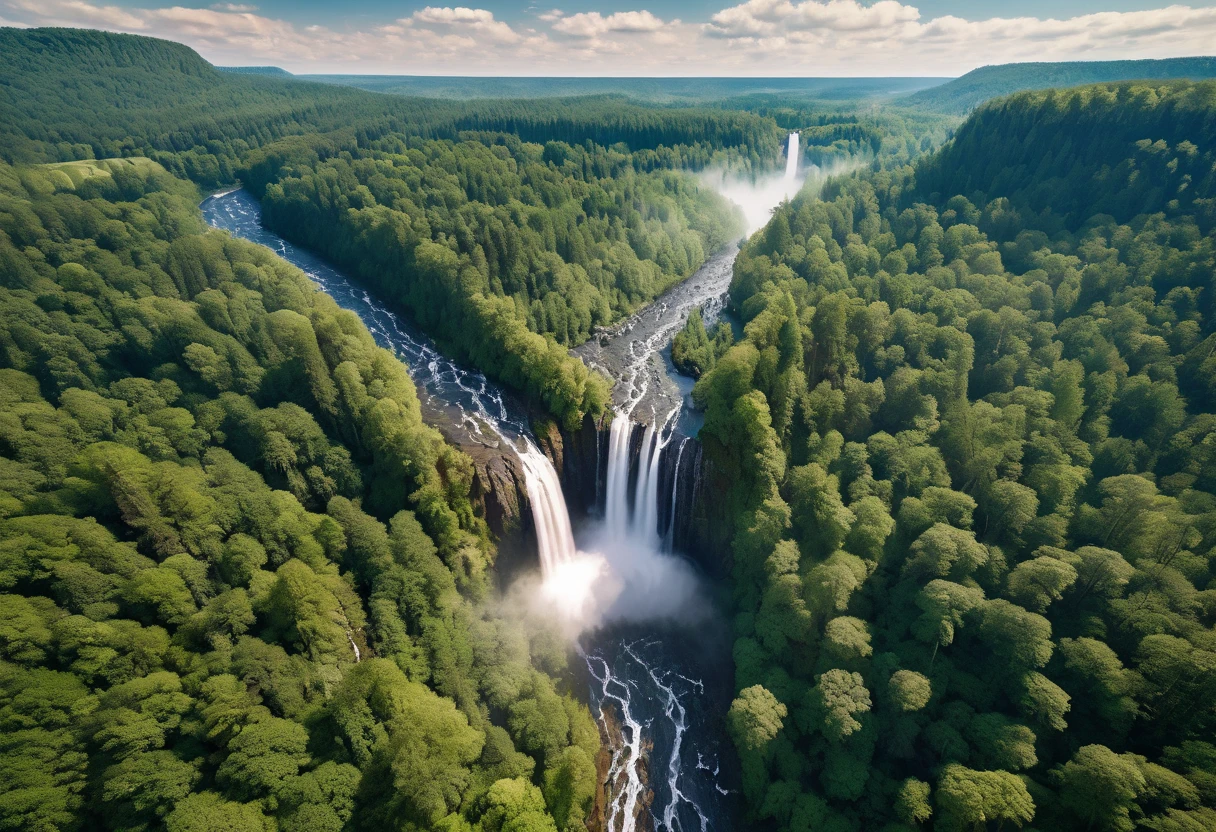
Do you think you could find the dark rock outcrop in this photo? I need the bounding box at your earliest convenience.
[460,440,537,583]
[667,437,733,579]
[537,413,609,518]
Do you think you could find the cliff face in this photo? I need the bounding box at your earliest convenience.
[664,435,733,579]
[457,439,536,583]
[535,413,607,518]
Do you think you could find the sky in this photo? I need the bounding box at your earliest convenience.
[2,0,1216,76]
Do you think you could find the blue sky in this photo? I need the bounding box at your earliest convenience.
[2,0,1214,75]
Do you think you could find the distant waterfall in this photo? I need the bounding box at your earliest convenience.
[785,131,800,180]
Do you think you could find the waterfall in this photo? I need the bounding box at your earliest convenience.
[632,423,659,543]
[604,411,681,546]
[665,437,689,551]
[517,440,577,574]
[604,415,633,539]
[785,131,800,180]
[638,426,664,547]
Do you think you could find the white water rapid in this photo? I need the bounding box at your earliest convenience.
[591,408,715,832]
[785,131,800,180]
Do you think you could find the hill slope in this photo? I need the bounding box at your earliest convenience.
[0,27,457,183]
[0,28,785,186]
[903,56,1216,113]
[914,79,1216,231]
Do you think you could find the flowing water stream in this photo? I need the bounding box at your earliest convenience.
[203,134,808,830]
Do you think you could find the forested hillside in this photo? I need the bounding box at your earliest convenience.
[916,81,1216,233]
[903,56,1216,114]
[697,80,1216,830]
[0,28,441,184]
[0,158,597,832]
[0,28,784,185]
[247,133,743,427]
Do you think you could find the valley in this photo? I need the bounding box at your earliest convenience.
[3,21,1216,832]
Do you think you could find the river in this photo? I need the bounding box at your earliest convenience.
[573,244,737,436]
[202,188,742,832]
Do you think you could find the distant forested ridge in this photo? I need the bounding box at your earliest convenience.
[302,75,946,103]
[700,79,1216,830]
[219,66,294,77]
[247,132,743,427]
[0,157,599,832]
[903,56,1216,113]
[0,27,786,185]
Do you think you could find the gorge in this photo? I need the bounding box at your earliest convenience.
[203,131,809,831]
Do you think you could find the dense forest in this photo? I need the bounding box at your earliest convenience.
[690,79,1216,830]
[7,21,1216,832]
[0,158,598,832]
[245,132,743,427]
[0,28,786,186]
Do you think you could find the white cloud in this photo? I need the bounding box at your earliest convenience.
[404,6,521,42]
[7,0,146,29]
[3,0,1216,75]
[552,10,669,38]
[702,0,1216,73]
[708,0,917,39]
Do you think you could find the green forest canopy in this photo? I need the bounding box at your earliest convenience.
[0,157,599,832]
[0,27,787,185]
[696,79,1216,830]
